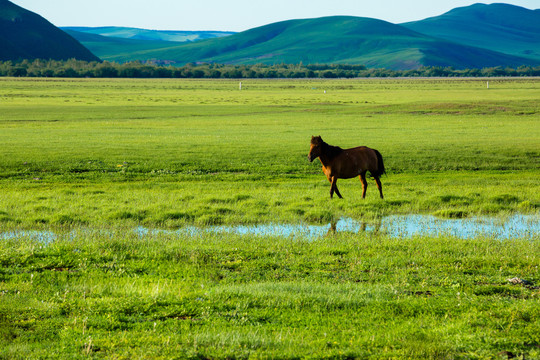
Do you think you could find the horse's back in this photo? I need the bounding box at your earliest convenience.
[347,146,378,163]
[344,146,382,176]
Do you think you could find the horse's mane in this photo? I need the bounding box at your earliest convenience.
[321,141,343,160]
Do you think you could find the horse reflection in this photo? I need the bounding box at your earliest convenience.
[326,219,382,236]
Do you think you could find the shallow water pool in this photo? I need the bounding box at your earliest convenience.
[2,214,539,243]
[135,214,540,240]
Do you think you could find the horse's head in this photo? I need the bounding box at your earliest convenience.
[308,136,323,162]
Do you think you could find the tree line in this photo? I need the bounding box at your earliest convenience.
[1,59,539,78]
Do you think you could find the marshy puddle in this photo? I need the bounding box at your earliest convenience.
[0,230,57,244]
[136,214,539,240]
[381,215,540,239]
[2,215,539,243]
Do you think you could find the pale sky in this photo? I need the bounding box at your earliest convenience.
[9,0,540,32]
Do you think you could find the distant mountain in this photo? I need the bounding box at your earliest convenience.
[0,0,100,62]
[80,15,536,69]
[2,1,538,70]
[62,27,235,42]
[402,3,540,61]
[63,30,184,62]
[63,27,236,64]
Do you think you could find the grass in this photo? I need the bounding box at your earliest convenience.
[1,231,539,359]
[0,77,539,228]
[0,77,539,358]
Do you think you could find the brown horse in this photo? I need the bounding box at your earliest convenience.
[308,136,385,199]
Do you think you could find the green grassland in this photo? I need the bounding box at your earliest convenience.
[2,231,539,359]
[1,78,539,359]
[0,77,538,228]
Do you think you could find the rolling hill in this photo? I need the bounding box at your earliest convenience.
[75,15,537,69]
[2,1,538,70]
[62,28,236,65]
[402,3,540,61]
[0,0,100,62]
[63,30,184,62]
[62,27,235,42]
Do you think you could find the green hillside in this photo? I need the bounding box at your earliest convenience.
[62,26,235,42]
[402,3,540,61]
[64,30,183,62]
[89,16,536,69]
[0,0,100,62]
[63,27,237,64]
[2,1,538,69]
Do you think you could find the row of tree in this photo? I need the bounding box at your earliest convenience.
[1,59,539,78]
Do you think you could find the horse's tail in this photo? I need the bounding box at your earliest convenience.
[372,149,386,177]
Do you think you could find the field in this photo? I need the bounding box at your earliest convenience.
[1,78,539,228]
[0,77,539,359]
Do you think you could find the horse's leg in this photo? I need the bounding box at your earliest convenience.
[331,177,343,199]
[374,176,384,199]
[359,172,368,199]
[334,181,343,199]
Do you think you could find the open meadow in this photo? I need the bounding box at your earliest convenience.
[1,77,539,358]
[1,77,539,227]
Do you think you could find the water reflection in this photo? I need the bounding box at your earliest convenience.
[137,214,539,240]
[1,214,539,243]
[136,223,333,239]
[0,230,57,244]
[327,218,381,235]
[383,214,540,239]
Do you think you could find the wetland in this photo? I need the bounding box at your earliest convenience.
[0,77,539,359]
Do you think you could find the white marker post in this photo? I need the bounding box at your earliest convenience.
[487,81,489,89]
[239,82,242,90]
